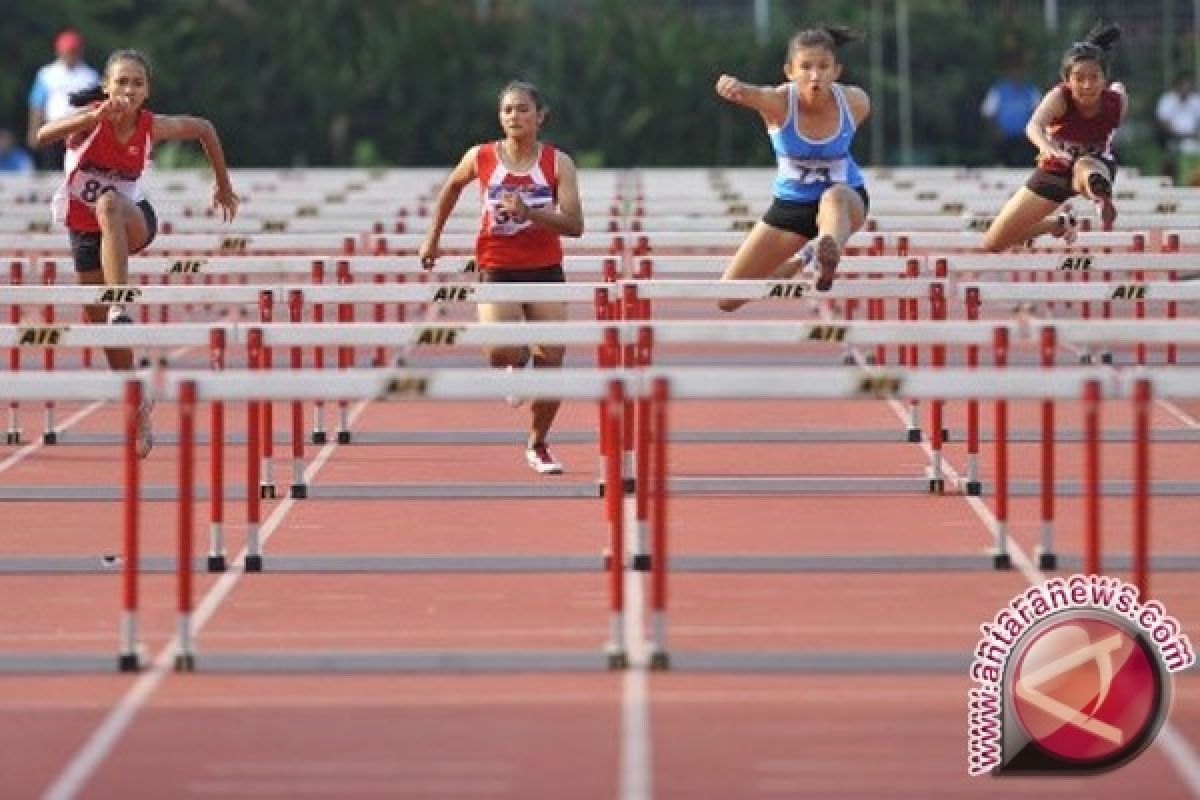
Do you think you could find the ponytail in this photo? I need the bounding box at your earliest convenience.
[1061,20,1120,77]
[788,24,863,59]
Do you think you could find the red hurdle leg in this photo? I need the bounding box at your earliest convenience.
[1133,378,1150,597]
[992,327,1011,568]
[7,260,22,444]
[288,289,307,497]
[604,379,627,669]
[964,288,981,495]
[648,377,670,670]
[245,329,264,572]
[119,379,142,672]
[257,291,276,499]
[175,380,197,672]
[1038,327,1058,569]
[208,329,227,572]
[1083,379,1101,576]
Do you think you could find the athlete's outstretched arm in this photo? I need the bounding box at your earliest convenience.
[715,75,789,124]
[32,97,128,148]
[154,115,238,221]
[419,147,478,268]
[501,152,584,238]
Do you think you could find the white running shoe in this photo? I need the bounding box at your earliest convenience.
[108,305,133,325]
[524,442,563,475]
[136,399,154,458]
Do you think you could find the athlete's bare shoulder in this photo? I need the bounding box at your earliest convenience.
[841,84,871,125]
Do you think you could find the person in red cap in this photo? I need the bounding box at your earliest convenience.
[27,29,100,169]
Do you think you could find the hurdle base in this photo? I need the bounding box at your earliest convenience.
[649,651,671,671]
[336,431,352,444]
[138,356,151,369]
[5,431,21,445]
[606,651,629,670]
[311,431,328,445]
[207,554,227,573]
[906,429,921,443]
[244,555,263,573]
[928,478,945,495]
[117,653,140,673]
[259,484,277,500]
[597,478,637,497]
[965,480,982,496]
[42,431,58,445]
[1100,352,1113,365]
[632,553,652,572]
[290,484,308,499]
[173,652,196,673]
[991,551,1012,570]
[1037,550,1059,570]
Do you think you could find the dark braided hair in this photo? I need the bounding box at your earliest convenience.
[787,25,863,59]
[1060,21,1121,78]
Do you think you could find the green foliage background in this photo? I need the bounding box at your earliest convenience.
[0,0,1190,171]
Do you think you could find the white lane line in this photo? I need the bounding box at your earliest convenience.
[1,340,203,477]
[43,400,370,800]
[0,402,102,474]
[619,491,651,800]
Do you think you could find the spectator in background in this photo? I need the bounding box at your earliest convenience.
[981,60,1041,167]
[0,129,35,174]
[27,29,101,170]
[1156,71,1200,183]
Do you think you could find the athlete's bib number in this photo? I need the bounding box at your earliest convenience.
[80,179,108,203]
[68,170,136,208]
[780,157,848,185]
[486,186,552,236]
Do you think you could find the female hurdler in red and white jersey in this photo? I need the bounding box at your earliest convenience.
[419,80,584,475]
[984,22,1126,251]
[35,49,239,456]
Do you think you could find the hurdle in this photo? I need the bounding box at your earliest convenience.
[94,364,1177,674]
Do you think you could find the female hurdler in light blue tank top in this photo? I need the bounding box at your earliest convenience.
[714,24,871,309]
[770,82,865,204]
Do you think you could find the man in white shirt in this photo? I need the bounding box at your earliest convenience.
[1156,72,1200,183]
[26,29,101,169]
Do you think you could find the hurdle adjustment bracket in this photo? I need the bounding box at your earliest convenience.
[42,430,58,445]
[311,431,328,445]
[173,652,196,672]
[290,483,308,499]
[117,653,140,672]
[990,550,1012,570]
[965,480,982,496]
[207,554,227,573]
[649,651,671,670]
[244,555,263,573]
[632,553,652,572]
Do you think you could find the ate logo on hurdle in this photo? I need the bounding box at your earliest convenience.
[968,575,1194,777]
[95,287,142,304]
[1058,256,1093,271]
[432,285,475,302]
[168,259,206,274]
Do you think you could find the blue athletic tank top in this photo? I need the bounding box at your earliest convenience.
[769,82,864,203]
